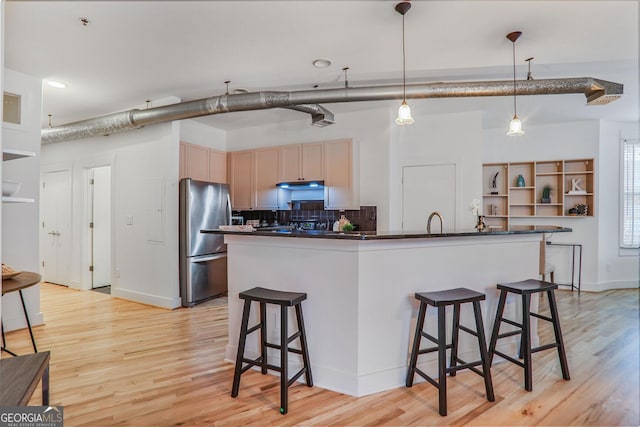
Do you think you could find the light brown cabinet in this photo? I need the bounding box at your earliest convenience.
[209,149,227,184]
[324,139,359,210]
[279,143,324,182]
[253,147,280,209]
[482,158,594,227]
[179,142,227,183]
[228,139,359,211]
[228,150,253,210]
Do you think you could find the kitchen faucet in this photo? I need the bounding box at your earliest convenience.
[427,211,444,234]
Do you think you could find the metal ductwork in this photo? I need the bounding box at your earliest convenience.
[41,77,622,144]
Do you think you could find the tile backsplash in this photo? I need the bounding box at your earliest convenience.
[235,205,377,231]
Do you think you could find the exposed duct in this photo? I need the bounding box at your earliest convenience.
[41,77,622,144]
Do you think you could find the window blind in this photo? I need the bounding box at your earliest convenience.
[622,139,640,248]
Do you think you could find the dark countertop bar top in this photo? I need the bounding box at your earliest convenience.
[201,225,572,241]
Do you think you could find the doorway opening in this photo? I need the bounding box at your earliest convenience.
[89,166,112,292]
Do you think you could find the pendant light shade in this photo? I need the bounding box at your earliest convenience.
[396,101,414,125]
[506,31,524,136]
[508,114,524,136]
[395,2,414,126]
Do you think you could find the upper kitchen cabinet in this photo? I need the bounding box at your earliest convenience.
[324,139,359,210]
[179,142,227,183]
[209,149,227,184]
[253,147,280,210]
[229,150,254,210]
[279,142,324,182]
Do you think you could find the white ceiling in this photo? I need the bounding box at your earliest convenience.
[4,1,639,133]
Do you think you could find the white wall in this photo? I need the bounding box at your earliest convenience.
[390,110,483,231]
[41,119,182,308]
[180,119,226,151]
[483,119,639,291]
[226,107,391,230]
[598,120,640,289]
[2,68,43,331]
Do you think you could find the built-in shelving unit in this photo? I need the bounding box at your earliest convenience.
[2,148,36,203]
[482,158,594,227]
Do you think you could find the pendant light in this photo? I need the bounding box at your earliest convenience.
[506,31,524,136]
[395,1,414,126]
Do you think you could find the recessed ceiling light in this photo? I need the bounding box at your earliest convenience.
[313,58,332,68]
[47,81,67,89]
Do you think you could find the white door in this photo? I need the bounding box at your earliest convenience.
[402,164,456,232]
[41,170,72,285]
[90,166,112,288]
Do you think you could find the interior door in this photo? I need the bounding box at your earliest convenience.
[402,164,456,232]
[41,170,72,285]
[90,166,112,288]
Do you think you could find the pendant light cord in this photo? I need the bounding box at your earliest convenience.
[512,40,517,116]
[402,13,406,102]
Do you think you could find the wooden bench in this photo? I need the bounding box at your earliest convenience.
[0,351,50,405]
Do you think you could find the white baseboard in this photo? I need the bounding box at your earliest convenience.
[111,288,181,309]
[579,279,639,293]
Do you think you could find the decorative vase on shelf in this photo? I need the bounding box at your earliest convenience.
[516,174,525,187]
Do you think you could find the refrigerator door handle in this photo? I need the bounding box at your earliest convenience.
[226,193,232,225]
[191,253,227,263]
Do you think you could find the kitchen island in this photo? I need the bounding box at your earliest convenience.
[203,226,570,397]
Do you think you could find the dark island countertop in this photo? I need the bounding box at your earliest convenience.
[201,225,571,241]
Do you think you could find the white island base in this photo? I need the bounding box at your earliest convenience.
[223,233,542,397]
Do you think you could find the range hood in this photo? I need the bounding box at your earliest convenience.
[277,180,324,190]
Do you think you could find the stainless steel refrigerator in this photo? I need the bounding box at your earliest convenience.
[179,178,231,307]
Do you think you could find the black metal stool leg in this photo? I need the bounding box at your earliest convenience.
[473,300,495,402]
[547,290,570,380]
[280,305,288,415]
[295,304,313,386]
[437,305,447,417]
[406,302,427,387]
[259,302,267,374]
[449,303,460,377]
[521,294,533,391]
[488,290,507,365]
[231,299,252,398]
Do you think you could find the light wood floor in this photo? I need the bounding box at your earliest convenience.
[2,283,638,426]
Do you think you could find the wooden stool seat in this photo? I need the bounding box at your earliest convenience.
[406,287,494,416]
[0,351,50,406]
[231,287,313,415]
[488,279,570,391]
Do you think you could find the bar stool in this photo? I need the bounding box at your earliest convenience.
[231,287,313,415]
[488,279,570,391]
[406,288,495,416]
